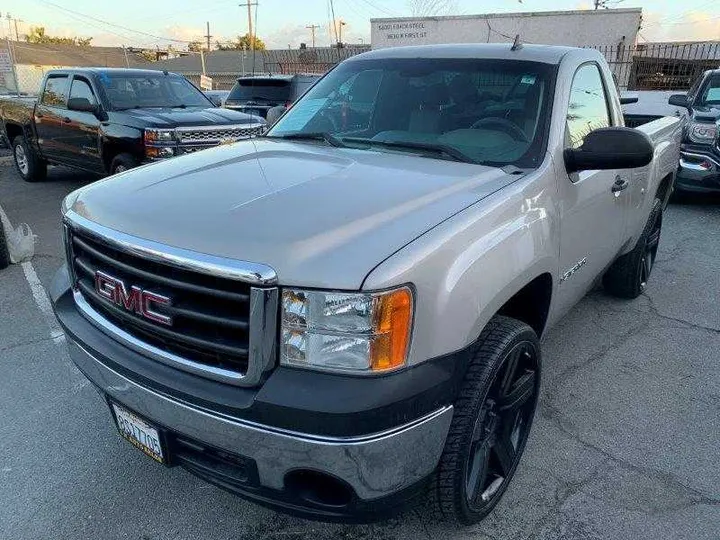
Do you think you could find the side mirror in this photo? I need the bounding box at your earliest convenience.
[668,94,688,108]
[67,97,99,114]
[266,105,287,125]
[564,127,653,173]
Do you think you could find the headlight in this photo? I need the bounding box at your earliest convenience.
[61,190,80,215]
[281,286,413,374]
[144,128,175,144]
[688,122,717,144]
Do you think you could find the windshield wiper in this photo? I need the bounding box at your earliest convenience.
[266,132,346,147]
[341,137,477,164]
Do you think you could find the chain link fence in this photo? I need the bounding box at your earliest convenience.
[2,42,719,96]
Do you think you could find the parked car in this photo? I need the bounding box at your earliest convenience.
[53,44,681,525]
[203,89,230,107]
[1,68,266,182]
[224,73,321,118]
[668,69,720,194]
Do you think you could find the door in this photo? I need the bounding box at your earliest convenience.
[64,76,103,172]
[34,74,71,161]
[555,63,630,312]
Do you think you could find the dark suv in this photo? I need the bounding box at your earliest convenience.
[224,74,321,118]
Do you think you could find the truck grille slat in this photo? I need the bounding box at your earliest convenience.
[72,237,250,303]
[176,124,265,144]
[70,229,253,374]
[77,281,250,357]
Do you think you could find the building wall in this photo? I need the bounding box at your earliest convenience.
[371,9,641,50]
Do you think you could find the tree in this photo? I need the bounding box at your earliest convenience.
[25,26,92,46]
[216,33,266,51]
[407,0,456,17]
[187,41,204,52]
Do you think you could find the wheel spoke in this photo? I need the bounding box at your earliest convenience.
[498,370,536,415]
[644,252,653,279]
[492,431,516,476]
[499,345,523,396]
[647,229,660,249]
[467,441,491,503]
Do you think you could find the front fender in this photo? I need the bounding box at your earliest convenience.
[363,166,559,366]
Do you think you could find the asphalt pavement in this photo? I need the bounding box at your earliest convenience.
[0,157,718,540]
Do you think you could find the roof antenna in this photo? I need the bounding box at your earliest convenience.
[511,34,523,51]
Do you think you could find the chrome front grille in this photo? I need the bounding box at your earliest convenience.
[176,124,265,145]
[64,212,278,387]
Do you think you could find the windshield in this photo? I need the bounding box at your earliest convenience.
[698,74,720,106]
[98,72,212,110]
[228,79,292,102]
[268,58,555,167]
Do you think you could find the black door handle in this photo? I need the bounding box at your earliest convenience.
[611,176,629,193]
[62,117,72,123]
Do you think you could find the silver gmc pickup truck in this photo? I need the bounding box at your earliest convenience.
[51,44,681,525]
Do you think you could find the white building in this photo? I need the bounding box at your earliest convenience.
[371,9,642,50]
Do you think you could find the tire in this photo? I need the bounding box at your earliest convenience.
[12,135,47,182]
[603,197,662,299]
[0,216,9,270]
[431,316,541,525]
[109,153,139,175]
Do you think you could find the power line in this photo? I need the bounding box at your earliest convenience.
[354,0,401,16]
[31,0,194,43]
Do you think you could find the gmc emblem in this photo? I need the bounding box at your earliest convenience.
[94,271,173,326]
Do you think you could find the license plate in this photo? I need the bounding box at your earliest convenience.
[111,403,165,464]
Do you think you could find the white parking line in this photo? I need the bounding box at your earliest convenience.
[20,261,66,345]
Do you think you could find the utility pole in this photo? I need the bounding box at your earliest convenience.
[338,19,346,47]
[306,24,320,48]
[13,18,19,41]
[239,2,258,51]
[204,21,212,51]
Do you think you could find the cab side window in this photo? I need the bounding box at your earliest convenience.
[566,64,611,149]
[42,75,70,107]
[69,78,97,105]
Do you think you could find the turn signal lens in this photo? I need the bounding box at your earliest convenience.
[370,288,413,371]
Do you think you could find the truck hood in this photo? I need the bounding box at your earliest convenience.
[68,139,518,289]
[107,106,264,129]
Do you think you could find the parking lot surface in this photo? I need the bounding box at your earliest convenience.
[1,158,718,540]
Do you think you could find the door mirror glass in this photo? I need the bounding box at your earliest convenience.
[67,97,98,114]
[564,127,653,173]
[668,94,688,108]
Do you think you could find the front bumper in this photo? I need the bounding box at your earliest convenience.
[676,148,720,194]
[51,267,457,520]
[68,337,452,518]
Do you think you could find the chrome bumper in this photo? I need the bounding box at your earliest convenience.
[67,338,453,500]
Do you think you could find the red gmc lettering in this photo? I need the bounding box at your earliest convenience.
[94,271,172,326]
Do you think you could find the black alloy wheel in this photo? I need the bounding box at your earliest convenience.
[603,197,663,299]
[639,207,662,291]
[432,316,541,525]
[464,341,539,510]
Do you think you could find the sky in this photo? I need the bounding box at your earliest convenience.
[4,0,720,50]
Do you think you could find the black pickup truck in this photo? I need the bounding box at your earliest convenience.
[1,68,265,182]
[668,69,720,194]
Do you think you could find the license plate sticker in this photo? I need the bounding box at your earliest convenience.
[111,403,165,463]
